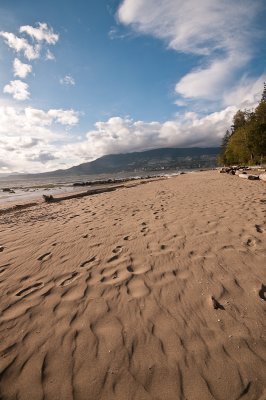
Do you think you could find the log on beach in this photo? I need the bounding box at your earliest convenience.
[238,173,249,179]
[259,173,266,181]
[43,185,124,203]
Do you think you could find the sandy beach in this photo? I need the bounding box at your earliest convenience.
[0,170,265,400]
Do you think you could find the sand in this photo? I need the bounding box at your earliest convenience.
[0,170,265,400]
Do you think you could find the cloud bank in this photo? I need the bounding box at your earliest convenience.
[0,105,80,172]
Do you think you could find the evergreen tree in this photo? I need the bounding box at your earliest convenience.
[219,83,266,165]
[261,82,266,103]
[231,110,246,133]
[219,129,231,164]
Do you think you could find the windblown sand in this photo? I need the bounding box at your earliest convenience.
[0,171,265,400]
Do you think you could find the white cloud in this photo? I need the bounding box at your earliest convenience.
[13,58,32,78]
[3,80,30,101]
[60,75,75,86]
[45,49,55,60]
[222,74,266,108]
[0,106,79,138]
[175,53,250,100]
[118,0,257,55]
[47,109,79,125]
[19,22,59,44]
[117,0,263,103]
[0,23,59,104]
[0,104,80,172]
[0,22,58,63]
[0,31,40,60]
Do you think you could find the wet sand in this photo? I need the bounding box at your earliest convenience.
[0,171,265,400]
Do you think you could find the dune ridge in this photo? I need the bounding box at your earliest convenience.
[0,171,265,400]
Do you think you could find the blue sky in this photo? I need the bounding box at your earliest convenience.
[0,0,265,173]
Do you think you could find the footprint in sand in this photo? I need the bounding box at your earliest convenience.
[112,271,118,279]
[141,226,149,235]
[37,252,52,262]
[20,275,30,282]
[59,272,79,287]
[16,282,44,297]
[0,263,10,274]
[246,238,256,247]
[80,256,97,268]
[107,254,119,263]
[112,245,123,254]
[255,224,264,233]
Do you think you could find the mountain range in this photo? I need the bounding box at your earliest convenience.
[19,147,220,177]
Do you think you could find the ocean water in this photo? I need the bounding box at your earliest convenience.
[0,170,182,204]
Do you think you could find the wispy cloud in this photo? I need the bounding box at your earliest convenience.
[108,26,132,40]
[45,49,55,60]
[117,0,264,104]
[19,22,59,44]
[3,80,30,100]
[0,22,58,61]
[60,75,75,86]
[0,31,40,60]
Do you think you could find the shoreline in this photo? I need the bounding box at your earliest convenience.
[0,170,185,207]
[0,173,181,213]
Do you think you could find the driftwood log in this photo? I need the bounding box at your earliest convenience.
[43,185,124,203]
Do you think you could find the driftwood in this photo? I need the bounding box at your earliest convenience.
[238,174,260,180]
[43,185,124,203]
[221,167,264,182]
[247,175,260,180]
[238,174,249,179]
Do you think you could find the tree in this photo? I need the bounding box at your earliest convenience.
[231,110,246,133]
[219,83,266,165]
[219,129,231,164]
[261,82,266,103]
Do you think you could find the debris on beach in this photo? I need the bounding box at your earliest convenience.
[211,296,225,310]
[219,166,265,182]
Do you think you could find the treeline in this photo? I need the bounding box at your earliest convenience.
[219,83,266,165]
